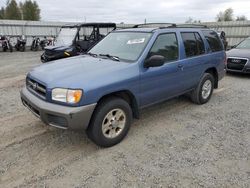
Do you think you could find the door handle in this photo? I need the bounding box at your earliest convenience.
[178,64,183,68]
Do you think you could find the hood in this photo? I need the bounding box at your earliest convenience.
[29,55,136,90]
[226,48,250,59]
[45,45,71,51]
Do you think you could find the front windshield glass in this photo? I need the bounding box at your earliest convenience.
[89,32,152,61]
[55,28,78,46]
[236,38,250,49]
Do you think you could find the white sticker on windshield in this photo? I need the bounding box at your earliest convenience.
[127,38,145,44]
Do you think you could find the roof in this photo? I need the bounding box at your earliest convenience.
[115,23,210,33]
[116,27,211,33]
[62,22,116,28]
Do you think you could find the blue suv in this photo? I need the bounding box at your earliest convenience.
[21,24,226,147]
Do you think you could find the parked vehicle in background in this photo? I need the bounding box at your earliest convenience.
[15,35,26,52]
[0,35,13,52]
[226,37,250,74]
[31,36,40,51]
[46,36,55,46]
[21,23,226,147]
[40,36,48,50]
[40,23,116,62]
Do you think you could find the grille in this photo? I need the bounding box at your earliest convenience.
[26,78,46,99]
[227,58,248,71]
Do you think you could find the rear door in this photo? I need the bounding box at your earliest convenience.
[178,31,207,89]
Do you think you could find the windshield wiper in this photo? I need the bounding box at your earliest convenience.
[85,52,98,57]
[99,54,120,61]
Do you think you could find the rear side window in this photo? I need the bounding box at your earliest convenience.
[181,32,205,57]
[148,33,179,63]
[202,30,223,52]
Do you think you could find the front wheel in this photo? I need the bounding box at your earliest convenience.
[87,97,132,147]
[20,45,25,52]
[190,73,214,104]
[9,44,13,52]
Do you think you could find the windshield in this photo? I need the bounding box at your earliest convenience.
[89,32,152,61]
[55,28,78,46]
[236,38,250,49]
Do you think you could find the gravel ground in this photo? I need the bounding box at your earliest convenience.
[0,52,249,188]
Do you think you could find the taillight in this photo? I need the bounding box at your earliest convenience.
[224,52,227,65]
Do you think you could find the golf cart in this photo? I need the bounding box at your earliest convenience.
[41,23,116,62]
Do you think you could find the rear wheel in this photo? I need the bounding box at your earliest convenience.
[20,45,25,52]
[87,97,132,147]
[191,73,214,104]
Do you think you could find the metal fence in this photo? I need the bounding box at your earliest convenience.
[204,21,250,46]
[0,19,250,46]
[0,20,134,46]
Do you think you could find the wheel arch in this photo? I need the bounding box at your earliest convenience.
[96,90,140,119]
[205,67,218,89]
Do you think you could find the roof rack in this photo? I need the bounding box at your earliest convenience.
[61,23,116,28]
[175,24,208,28]
[133,23,177,28]
[132,23,208,29]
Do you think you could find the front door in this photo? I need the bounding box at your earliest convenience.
[139,33,184,107]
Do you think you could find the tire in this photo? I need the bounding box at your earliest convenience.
[87,97,132,147]
[41,53,46,63]
[9,44,13,52]
[190,73,214,104]
[20,45,25,52]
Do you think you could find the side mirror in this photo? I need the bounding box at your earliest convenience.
[231,45,236,49]
[144,55,165,68]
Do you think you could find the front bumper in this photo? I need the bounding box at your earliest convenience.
[20,87,96,130]
[226,67,250,74]
[41,52,65,63]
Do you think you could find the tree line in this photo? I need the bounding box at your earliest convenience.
[186,8,248,24]
[0,0,40,21]
[216,8,247,22]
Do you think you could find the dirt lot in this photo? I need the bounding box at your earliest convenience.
[0,52,249,188]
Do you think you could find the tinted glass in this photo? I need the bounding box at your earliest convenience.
[202,30,223,52]
[181,32,205,57]
[195,33,205,55]
[147,33,178,62]
[89,32,152,61]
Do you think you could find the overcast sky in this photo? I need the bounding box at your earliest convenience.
[1,0,250,23]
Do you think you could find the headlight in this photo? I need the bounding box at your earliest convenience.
[52,88,82,104]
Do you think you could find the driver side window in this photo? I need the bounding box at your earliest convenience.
[147,33,179,63]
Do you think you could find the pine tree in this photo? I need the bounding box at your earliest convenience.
[0,7,5,19]
[4,0,21,20]
[21,0,40,21]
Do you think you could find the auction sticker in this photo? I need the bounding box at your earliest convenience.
[127,38,145,44]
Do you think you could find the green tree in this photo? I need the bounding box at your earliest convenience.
[21,0,40,21]
[216,8,234,22]
[236,15,247,21]
[0,7,5,19]
[185,17,201,24]
[4,0,21,20]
